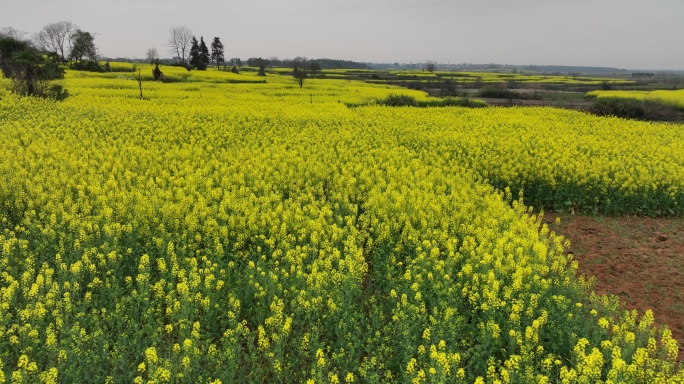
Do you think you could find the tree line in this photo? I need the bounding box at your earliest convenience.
[3,23,99,67]
[1,21,374,98]
[163,26,225,71]
[1,22,101,99]
[153,26,320,87]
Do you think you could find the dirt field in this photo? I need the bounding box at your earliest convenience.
[543,213,684,362]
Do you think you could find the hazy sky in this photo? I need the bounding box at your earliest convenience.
[1,0,682,70]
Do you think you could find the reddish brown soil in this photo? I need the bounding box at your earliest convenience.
[542,214,684,362]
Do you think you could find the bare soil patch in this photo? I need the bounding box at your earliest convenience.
[542,213,684,362]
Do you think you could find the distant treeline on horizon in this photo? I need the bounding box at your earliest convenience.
[102,55,684,76]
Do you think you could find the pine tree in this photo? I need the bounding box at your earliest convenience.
[188,36,200,69]
[198,37,210,71]
[210,37,224,70]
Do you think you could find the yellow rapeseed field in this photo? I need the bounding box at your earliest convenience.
[588,89,684,108]
[0,66,682,383]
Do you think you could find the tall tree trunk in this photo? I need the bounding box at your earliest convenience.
[26,70,33,96]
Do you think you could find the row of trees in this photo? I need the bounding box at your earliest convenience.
[189,36,225,70]
[3,22,419,94]
[164,26,225,70]
[162,26,324,85]
[241,57,319,86]
[27,22,98,65]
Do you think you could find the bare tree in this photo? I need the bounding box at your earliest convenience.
[33,21,77,62]
[292,56,308,88]
[426,61,437,73]
[146,47,159,63]
[309,59,321,78]
[167,26,193,65]
[0,27,27,40]
[133,66,144,99]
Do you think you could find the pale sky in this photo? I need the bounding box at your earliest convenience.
[1,0,682,70]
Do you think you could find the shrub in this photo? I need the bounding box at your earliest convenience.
[378,93,418,107]
[438,97,487,108]
[152,64,163,81]
[376,95,487,108]
[45,84,69,101]
[478,86,521,99]
[590,97,684,122]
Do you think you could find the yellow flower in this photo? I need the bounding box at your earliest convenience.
[345,372,355,383]
[17,355,29,369]
[316,349,325,367]
[145,347,158,364]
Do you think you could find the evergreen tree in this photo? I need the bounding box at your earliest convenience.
[198,37,210,70]
[188,36,200,69]
[210,37,224,70]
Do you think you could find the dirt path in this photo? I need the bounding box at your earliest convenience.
[542,214,684,362]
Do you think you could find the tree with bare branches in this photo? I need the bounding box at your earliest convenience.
[426,61,437,73]
[292,56,308,88]
[146,47,159,63]
[33,21,77,62]
[0,27,27,40]
[167,26,193,66]
[309,59,321,78]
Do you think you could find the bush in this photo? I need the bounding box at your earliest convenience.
[41,61,65,80]
[152,64,163,81]
[376,94,488,108]
[377,94,418,107]
[478,86,521,99]
[45,84,69,101]
[590,97,684,122]
[438,97,487,108]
